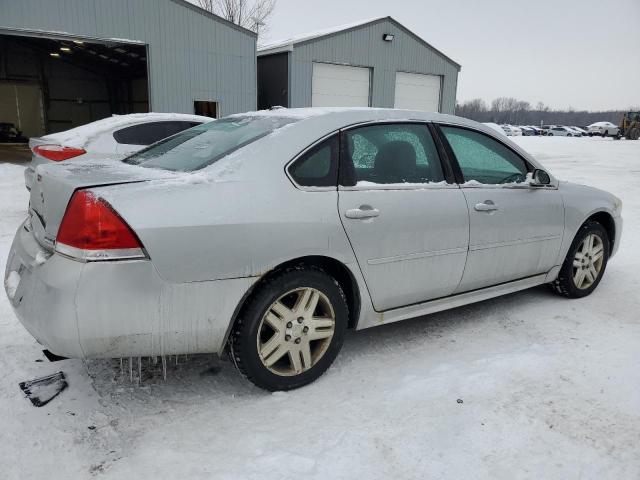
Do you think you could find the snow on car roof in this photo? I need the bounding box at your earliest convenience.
[228,107,381,120]
[36,112,214,148]
[227,108,472,128]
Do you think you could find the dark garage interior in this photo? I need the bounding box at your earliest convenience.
[0,33,149,140]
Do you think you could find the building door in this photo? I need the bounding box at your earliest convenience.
[312,63,370,107]
[394,72,442,112]
[194,101,218,118]
[0,83,45,138]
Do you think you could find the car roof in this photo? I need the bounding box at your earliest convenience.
[34,112,214,148]
[224,108,545,172]
[229,107,504,137]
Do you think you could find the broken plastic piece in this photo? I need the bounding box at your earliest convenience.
[19,372,68,407]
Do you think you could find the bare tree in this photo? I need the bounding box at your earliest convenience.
[196,0,276,36]
[456,97,627,126]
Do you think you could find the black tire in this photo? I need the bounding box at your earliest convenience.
[230,266,348,391]
[550,221,610,298]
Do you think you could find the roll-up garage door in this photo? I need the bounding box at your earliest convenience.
[312,63,371,107]
[394,72,441,112]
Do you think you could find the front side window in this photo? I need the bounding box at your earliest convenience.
[341,123,444,186]
[124,116,297,171]
[440,126,529,184]
[288,135,338,187]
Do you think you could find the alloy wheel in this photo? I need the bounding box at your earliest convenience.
[572,233,605,289]
[257,287,336,376]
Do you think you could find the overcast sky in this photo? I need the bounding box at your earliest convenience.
[262,0,640,111]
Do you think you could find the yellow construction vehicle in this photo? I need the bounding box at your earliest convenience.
[618,111,640,140]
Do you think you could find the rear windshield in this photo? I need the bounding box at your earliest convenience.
[123,116,297,172]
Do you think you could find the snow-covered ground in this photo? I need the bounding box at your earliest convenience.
[1,136,639,479]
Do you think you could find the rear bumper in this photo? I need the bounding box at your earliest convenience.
[4,220,257,358]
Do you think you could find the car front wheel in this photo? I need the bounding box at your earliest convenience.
[550,221,609,298]
[230,266,348,391]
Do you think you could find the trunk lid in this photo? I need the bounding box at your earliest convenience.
[29,161,174,249]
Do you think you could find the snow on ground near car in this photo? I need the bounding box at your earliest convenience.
[0,136,639,479]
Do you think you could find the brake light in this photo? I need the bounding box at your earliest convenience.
[33,145,86,162]
[55,190,146,261]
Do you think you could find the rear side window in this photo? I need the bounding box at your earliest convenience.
[113,121,202,146]
[341,123,444,186]
[440,126,529,184]
[124,116,297,172]
[288,136,338,187]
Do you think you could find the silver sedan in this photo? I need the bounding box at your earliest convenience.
[4,109,623,391]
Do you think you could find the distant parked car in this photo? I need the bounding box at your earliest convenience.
[565,127,584,137]
[528,126,545,136]
[549,126,579,137]
[24,113,213,190]
[482,122,507,136]
[587,122,619,137]
[0,122,28,143]
[570,126,589,136]
[520,126,536,136]
[501,125,522,136]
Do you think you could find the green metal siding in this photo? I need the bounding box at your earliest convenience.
[0,0,257,116]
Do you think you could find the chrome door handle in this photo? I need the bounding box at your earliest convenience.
[474,201,498,212]
[345,207,380,219]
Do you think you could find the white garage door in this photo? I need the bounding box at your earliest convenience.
[312,63,371,107]
[394,72,442,112]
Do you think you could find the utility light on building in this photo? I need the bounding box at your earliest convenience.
[60,47,71,52]
[49,52,60,57]
[73,40,84,45]
[383,33,394,42]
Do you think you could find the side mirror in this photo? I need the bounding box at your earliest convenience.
[531,169,551,186]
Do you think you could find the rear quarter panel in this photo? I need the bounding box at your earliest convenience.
[96,119,363,285]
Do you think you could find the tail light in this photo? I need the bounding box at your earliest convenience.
[55,190,146,261]
[33,145,86,162]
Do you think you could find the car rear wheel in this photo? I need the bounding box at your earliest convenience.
[550,221,609,298]
[230,266,348,391]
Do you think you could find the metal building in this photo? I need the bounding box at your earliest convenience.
[257,17,460,114]
[0,0,257,136]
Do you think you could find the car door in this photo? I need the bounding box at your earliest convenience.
[337,122,469,312]
[114,121,202,155]
[437,124,564,293]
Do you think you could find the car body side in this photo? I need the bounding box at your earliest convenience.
[4,109,622,359]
